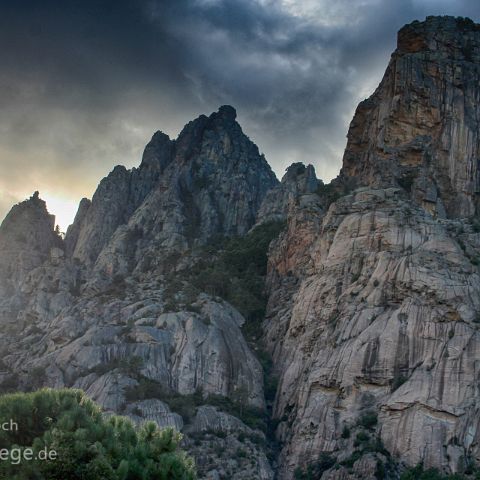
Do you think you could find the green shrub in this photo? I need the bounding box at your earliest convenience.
[358,411,378,430]
[294,453,336,479]
[264,374,279,403]
[376,459,387,479]
[351,271,361,282]
[400,464,468,479]
[363,436,389,456]
[89,356,144,378]
[316,183,343,207]
[236,448,247,458]
[354,431,370,447]
[205,394,267,432]
[341,450,362,468]
[125,379,203,422]
[182,221,285,329]
[0,388,196,479]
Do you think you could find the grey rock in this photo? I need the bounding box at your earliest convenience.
[0,192,62,297]
[126,399,184,430]
[257,162,319,225]
[339,16,480,218]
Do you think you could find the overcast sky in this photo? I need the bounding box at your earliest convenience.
[1,0,480,230]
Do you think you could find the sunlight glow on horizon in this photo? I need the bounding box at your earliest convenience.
[39,193,80,234]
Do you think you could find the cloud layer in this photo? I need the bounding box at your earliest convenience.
[1,0,480,229]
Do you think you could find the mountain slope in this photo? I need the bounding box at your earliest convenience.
[2,16,480,480]
[0,106,279,480]
[265,16,480,479]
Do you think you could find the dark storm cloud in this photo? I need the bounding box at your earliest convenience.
[1,0,480,228]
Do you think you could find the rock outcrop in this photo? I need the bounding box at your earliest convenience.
[266,187,480,478]
[264,16,480,479]
[67,105,277,277]
[257,163,320,225]
[65,130,174,265]
[340,16,480,219]
[0,106,278,480]
[2,16,480,480]
[0,192,62,296]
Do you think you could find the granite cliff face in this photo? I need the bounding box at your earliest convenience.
[340,16,480,219]
[67,105,276,275]
[0,192,63,297]
[2,15,480,480]
[0,106,278,480]
[265,16,480,479]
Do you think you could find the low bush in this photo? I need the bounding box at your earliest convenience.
[358,411,378,430]
[400,464,469,480]
[294,453,336,479]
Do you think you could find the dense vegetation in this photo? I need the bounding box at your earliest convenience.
[0,388,195,480]
[163,220,284,408]
[294,453,336,479]
[125,378,267,432]
[316,182,344,208]
[161,221,286,461]
[165,220,286,333]
[400,464,480,480]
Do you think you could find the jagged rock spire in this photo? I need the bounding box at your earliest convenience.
[340,16,480,218]
[64,106,278,271]
[0,192,62,292]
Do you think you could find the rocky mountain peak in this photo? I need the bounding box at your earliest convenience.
[139,130,173,171]
[215,104,237,121]
[281,163,318,192]
[340,15,480,218]
[256,162,320,225]
[0,192,62,294]
[0,191,57,247]
[173,105,246,167]
[6,17,480,480]
[262,16,480,480]
[64,106,277,272]
[397,15,480,57]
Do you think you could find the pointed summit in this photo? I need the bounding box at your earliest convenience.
[0,193,62,291]
[65,106,278,269]
[140,130,173,171]
[0,192,54,235]
[216,105,237,121]
[256,162,320,224]
[340,15,480,218]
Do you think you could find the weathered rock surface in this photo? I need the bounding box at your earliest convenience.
[126,399,184,431]
[3,15,480,480]
[257,162,320,225]
[0,107,277,479]
[266,186,480,478]
[264,16,480,479]
[0,192,62,296]
[185,406,274,480]
[65,131,174,265]
[340,16,480,219]
[67,105,277,278]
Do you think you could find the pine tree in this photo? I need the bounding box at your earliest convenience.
[0,388,196,479]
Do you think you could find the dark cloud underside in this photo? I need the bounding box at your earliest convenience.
[1,0,480,229]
